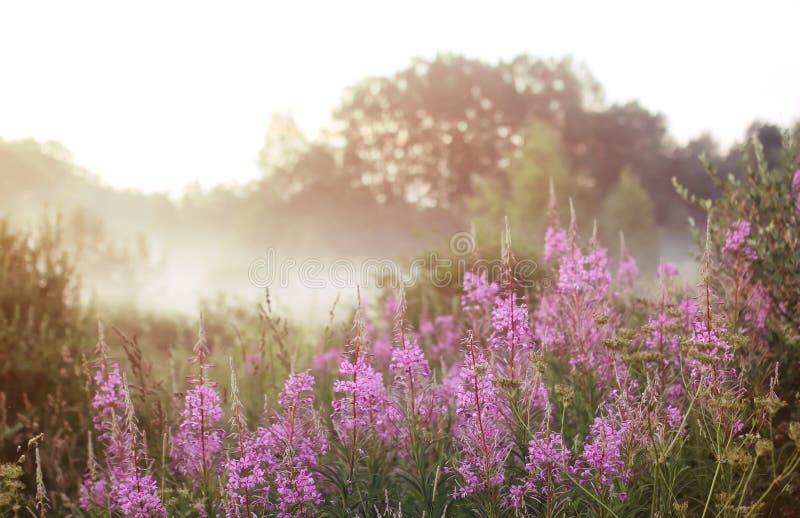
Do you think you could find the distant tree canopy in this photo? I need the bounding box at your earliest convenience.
[468,120,581,256]
[2,54,796,261]
[330,55,601,208]
[325,54,681,219]
[600,167,659,269]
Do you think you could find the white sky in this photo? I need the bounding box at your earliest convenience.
[1,1,798,195]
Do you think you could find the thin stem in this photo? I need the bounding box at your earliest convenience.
[467,335,491,488]
[400,312,416,417]
[348,343,360,483]
[701,461,721,518]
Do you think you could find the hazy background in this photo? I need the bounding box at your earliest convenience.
[2,0,799,316]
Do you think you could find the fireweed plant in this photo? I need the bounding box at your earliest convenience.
[171,316,225,514]
[64,180,800,516]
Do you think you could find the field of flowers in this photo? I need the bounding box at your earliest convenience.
[3,146,800,517]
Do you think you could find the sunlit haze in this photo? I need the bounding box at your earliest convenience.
[2,0,799,195]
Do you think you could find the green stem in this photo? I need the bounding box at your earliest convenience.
[735,456,759,511]
[701,459,722,518]
[747,451,800,515]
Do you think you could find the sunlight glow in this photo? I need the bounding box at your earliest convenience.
[1,0,798,194]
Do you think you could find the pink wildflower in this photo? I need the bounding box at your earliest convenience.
[508,431,571,509]
[452,334,511,498]
[259,372,328,515]
[721,220,756,261]
[171,319,224,483]
[172,383,225,481]
[573,415,632,493]
[461,270,499,313]
[544,227,568,263]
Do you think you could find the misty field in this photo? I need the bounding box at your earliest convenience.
[1,135,799,517]
[1,20,800,515]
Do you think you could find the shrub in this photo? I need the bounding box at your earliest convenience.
[0,218,91,505]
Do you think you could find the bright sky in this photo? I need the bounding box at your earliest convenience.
[1,1,799,195]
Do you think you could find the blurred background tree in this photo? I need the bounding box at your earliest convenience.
[599,167,659,271]
[468,120,585,257]
[0,53,796,310]
[332,55,601,208]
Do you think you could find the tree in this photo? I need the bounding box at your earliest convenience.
[468,120,588,256]
[565,102,671,207]
[257,112,308,178]
[332,54,602,209]
[600,168,660,271]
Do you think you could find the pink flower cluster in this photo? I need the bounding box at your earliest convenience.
[461,271,499,313]
[721,220,757,261]
[81,329,165,516]
[687,321,735,393]
[573,415,632,496]
[543,227,568,263]
[332,336,398,445]
[617,245,639,289]
[534,218,617,383]
[508,431,571,508]
[171,382,225,481]
[225,372,327,517]
[451,336,512,498]
[172,323,225,484]
[78,194,787,515]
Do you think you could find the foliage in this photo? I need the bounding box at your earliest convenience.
[0,218,91,504]
[600,167,660,272]
[676,127,800,400]
[468,120,587,257]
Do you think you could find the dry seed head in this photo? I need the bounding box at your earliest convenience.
[664,323,684,334]
[754,394,787,415]
[720,447,752,466]
[527,351,546,373]
[0,463,22,479]
[121,373,138,437]
[755,438,774,457]
[666,307,683,318]
[348,293,368,357]
[787,422,800,445]
[715,492,734,510]
[27,433,43,450]
[193,313,210,366]
[503,215,512,254]
[495,377,521,391]
[568,197,577,235]
[229,357,241,407]
[734,503,765,516]
[672,501,689,518]
[554,384,575,406]
[86,431,97,477]
[617,328,636,340]
[96,320,109,363]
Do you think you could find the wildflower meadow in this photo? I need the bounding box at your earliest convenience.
[2,139,800,518]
